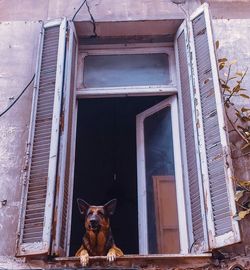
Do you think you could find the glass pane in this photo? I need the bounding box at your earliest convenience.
[144,106,180,254]
[83,53,170,88]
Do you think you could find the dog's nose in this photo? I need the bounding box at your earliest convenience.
[90,219,98,226]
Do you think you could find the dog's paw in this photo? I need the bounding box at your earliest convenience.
[107,249,116,262]
[80,253,89,266]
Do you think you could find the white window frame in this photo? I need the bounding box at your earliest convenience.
[76,45,177,98]
[69,43,190,255]
[136,95,189,254]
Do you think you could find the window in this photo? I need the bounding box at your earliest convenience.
[83,53,170,87]
[16,3,241,259]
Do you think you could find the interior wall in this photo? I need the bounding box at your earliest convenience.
[70,96,166,255]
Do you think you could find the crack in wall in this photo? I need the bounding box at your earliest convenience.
[85,0,97,37]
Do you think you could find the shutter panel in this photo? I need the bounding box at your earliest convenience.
[175,23,208,252]
[189,4,241,249]
[53,22,78,256]
[17,18,67,256]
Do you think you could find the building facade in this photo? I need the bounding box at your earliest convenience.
[0,0,250,269]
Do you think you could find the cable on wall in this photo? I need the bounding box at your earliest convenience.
[0,74,35,118]
[72,0,87,21]
[72,0,97,37]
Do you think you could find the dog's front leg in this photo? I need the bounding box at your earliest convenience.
[107,245,123,262]
[77,248,90,266]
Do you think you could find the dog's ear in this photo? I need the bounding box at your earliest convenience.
[77,198,90,216]
[104,199,117,216]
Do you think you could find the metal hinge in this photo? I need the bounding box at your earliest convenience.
[22,141,31,185]
[60,112,64,132]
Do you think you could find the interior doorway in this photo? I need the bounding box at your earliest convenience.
[70,96,166,255]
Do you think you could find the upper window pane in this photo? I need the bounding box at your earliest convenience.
[83,53,170,88]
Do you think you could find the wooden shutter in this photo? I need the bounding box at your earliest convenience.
[189,4,241,249]
[177,3,241,250]
[175,22,208,252]
[17,18,67,256]
[53,21,78,256]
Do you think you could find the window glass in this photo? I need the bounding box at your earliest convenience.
[83,53,170,88]
[144,107,180,253]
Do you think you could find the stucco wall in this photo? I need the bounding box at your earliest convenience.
[0,0,250,268]
[0,0,202,22]
[0,0,196,258]
[213,19,250,181]
[0,21,41,255]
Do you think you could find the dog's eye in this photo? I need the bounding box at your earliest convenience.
[87,211,93,216]
[97,211,104,217]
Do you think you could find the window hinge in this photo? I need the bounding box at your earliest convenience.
[60,113,64,132]
[22,141,31,185]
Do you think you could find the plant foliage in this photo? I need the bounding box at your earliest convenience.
[216,40,250,220]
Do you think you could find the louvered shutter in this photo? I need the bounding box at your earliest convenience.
[178,3,241,250]
[190,4,241,249]
[17,18,67,256]
[175,23,208,252]
[53,22,78,256]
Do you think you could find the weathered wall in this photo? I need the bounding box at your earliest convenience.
[213,19,250,181]
[0,0,192,21]
[0,21,41,256]
[0,0,197,259]
[0,0,250,269]
[213,19,250,256]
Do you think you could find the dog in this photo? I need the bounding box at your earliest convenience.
[75,198,123,266]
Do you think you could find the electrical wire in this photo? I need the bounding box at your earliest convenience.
[72,0,87,21]
[0,74,35,118]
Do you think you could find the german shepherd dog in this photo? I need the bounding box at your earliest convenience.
[75,198,123,266]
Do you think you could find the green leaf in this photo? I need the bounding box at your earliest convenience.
[241,107,250,112]
[219,78,226,84]
[235,190,245,201]
[241,143,250,150]
[219,62,226,70]
[237,125,246,131]
[245,131,250,137]
[233,85,241,93]
[233,209,250,221]
[240,94,250,99]
[230,60,237,65]
[228,76,237,81]
[235,109,241,118]
[238,180,250,187]
[239,210,250,219]
[236,71,244,76]
[221,84,230,89]
[218,58,228,63]
[215,40,219,49]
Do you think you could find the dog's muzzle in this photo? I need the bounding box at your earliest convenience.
[89,219,100,231]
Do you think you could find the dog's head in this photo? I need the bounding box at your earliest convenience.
[77,198,117,232]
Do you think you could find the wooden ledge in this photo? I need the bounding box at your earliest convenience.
[54,254,212,262]
[46,254,215,269]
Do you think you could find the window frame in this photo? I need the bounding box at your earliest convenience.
[136,95,189,254]
[70,42,190,255]
[76,45,177,98]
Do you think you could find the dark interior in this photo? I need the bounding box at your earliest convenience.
[70,96,166,255]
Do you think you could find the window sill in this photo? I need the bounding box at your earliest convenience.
[53,254,213,268]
